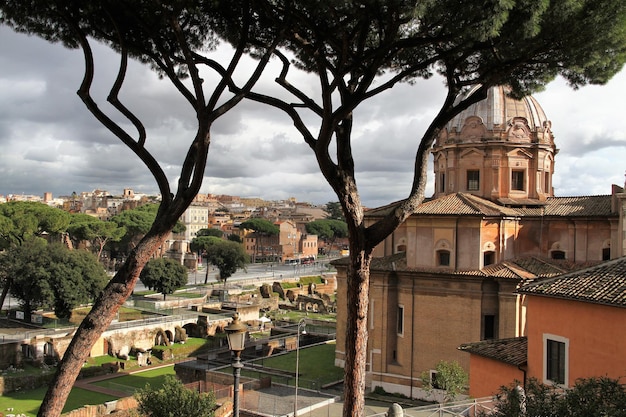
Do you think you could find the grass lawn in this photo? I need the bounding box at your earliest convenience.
[0,386,118,417]
[239,342,343,389]
[92,365,176,395]
[0,365,176,416]
[84,354,120,367]
[0,341,339,415]
[261,342,343,383]
[171,291,205,299]
[151,336,208,352]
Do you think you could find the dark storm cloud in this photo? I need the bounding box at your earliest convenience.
[1,26,626,206]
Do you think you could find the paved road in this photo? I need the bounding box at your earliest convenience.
[2,257,338,313]
[139,259,335,291]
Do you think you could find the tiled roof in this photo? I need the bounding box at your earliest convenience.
[365,194,615,219]
[509,257,603,278]
[412,193,519,216]
[364,253,596,281]
[518,257,626,307]
[458,337,527,366]
[481,261,537,279]
[514,195,614,217]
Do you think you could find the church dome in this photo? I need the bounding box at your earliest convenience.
[432,85,557,202]
[441,85,553,145]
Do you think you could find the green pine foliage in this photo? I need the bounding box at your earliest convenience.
[1,239,108,320]
[135,375,216,417]
[139,258,188,300]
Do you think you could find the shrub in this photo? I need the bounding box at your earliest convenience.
[479,377,626,417]
[135,375,216,417]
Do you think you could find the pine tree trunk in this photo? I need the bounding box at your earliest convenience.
[0,280,11,315]
[342,248,371,417]
[37,231,169,417]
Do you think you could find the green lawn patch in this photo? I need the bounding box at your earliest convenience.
[0,364,178,416]
[260,342,342,383]
[0,386,118,417]
[150,337,207,352]
[172,291,205,299]
[230,342,343,389]
[298,276,324,285]
[84,354,120,367]
[92,365,176,393]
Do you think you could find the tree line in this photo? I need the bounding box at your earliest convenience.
[0,200,346,320]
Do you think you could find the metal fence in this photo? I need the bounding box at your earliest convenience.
[367,397,497,417]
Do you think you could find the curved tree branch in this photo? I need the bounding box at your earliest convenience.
[103,14,147,147]
[67,18,172,201]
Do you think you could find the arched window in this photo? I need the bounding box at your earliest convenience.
[435,239,453,267]
[602,240,611,261]
[551,250,566,260]
[483,251,496,266]
[396,244,407,253]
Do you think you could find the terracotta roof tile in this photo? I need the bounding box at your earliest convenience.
[511,195,614,217]
[518,257,626,307]
[412,193,484,215]
[412,193,519,216]
[458,337,527,366]
[480,262,529,279]
[365,194,616,219]
[364,253,597,282]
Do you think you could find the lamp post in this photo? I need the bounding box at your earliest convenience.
[225,313,247,417]
[294,318,307,417]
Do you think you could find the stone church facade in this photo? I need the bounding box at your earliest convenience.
[334,85,625,399]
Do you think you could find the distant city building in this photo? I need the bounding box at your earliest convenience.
[1,186,326,269]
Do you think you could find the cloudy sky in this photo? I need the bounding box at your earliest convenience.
[1,27,625,208]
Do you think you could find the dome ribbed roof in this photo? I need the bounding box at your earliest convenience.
[445,85,551,143]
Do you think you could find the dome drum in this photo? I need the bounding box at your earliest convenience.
[432,85,556,202]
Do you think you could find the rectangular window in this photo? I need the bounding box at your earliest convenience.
[483,315,496,340]
[512,170,525,191]
[430,370,443,389]
[467,170,480,191]
[438,250,451,266]
[547,339,566,384]
[544,334,568,386]
[440,173,446,193]
[397,305,404,336]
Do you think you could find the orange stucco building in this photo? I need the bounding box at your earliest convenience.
[461,258,626,397]
[243,219,318,263]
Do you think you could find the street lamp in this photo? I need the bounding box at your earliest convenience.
[294,318,307,417]
[225,313,247,417]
